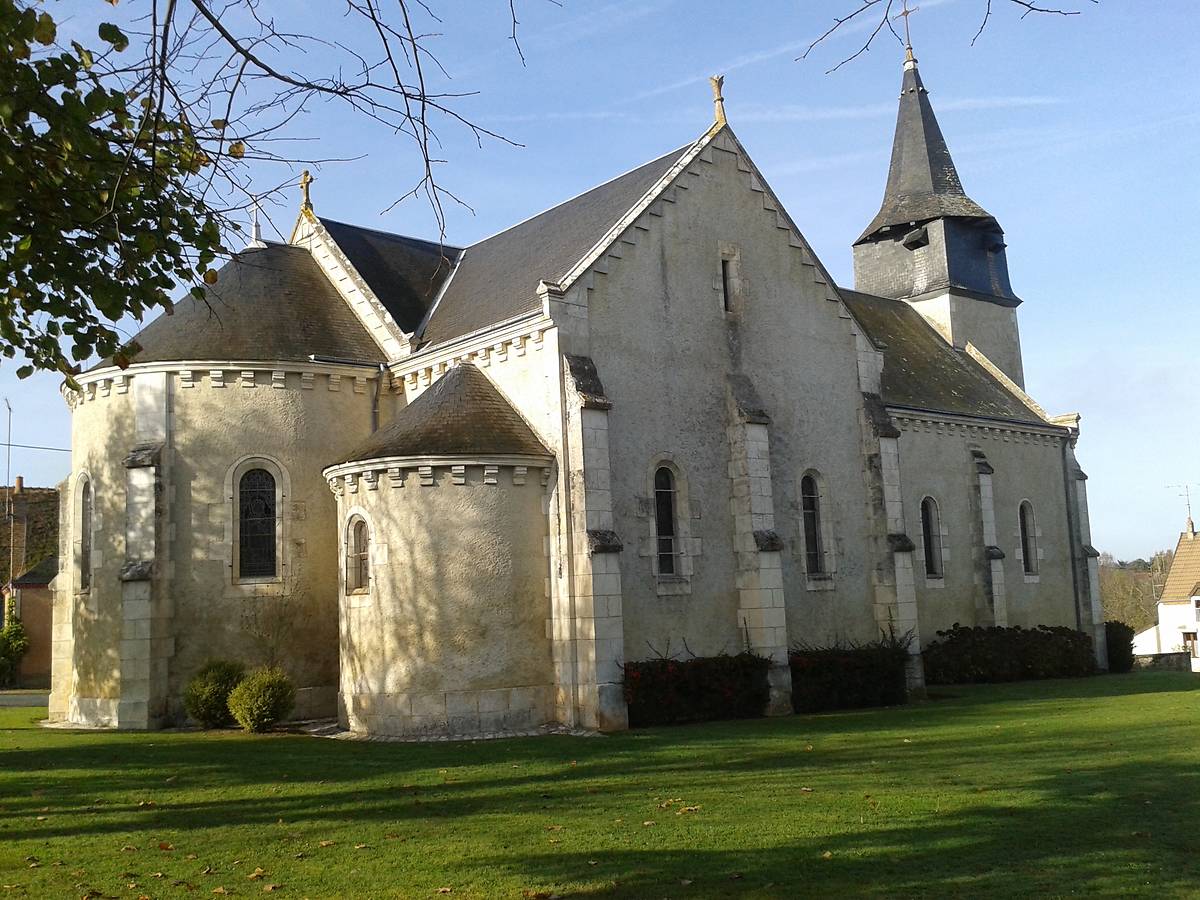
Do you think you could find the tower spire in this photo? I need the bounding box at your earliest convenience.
[856,46,991,244]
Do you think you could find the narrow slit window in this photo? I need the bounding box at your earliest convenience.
[346,518,370,593]
[239,468,277,579]
[1019,501,1038,575]
[921,496,943,577]
[79,478,93,591]
[801,474,824,575]
[720,258,733,313]
[654,467,678,576]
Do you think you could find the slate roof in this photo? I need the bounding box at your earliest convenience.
[857,57,993,244]
[320,219,460,334]
[1160,530,1200,601]
[12,556,57,587]
[840,289,1045,425]
[418,143,693,347]
[120,244,385,366]
[336,363,550,464]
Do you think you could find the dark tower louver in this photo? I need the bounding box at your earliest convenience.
[853,50,1020,308]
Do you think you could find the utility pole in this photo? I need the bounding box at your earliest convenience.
[3,398,10,625]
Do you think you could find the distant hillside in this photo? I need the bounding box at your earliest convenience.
[1,486,59,587]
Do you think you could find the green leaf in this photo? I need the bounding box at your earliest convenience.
[97,23,129,52]
[33,12,56,46]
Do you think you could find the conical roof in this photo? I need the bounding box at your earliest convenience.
[336,363,550,465]
[108,243,384,367]
[856,54,994,244]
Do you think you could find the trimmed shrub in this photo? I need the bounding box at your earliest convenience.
[0,608,30,689]
[922,623,1094,685]
[227,666,295,733]
[1105,620,1136,674]
[183,660,246,728]
[789,634,911,713]
[623,651,770,727]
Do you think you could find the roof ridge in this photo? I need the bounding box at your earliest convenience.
[319,217,464,253]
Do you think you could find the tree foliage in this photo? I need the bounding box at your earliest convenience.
[1,0,516,379]
[1,1,221,380]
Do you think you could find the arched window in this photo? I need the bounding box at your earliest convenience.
[238,468,277,579]
[654,466,678,575]
[1019,501,1038,575]
[78,476,94,591]
[921,496,943,578]
[346,517,370,593]
[800,473,825,575]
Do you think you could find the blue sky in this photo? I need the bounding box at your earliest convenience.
[6,0,1198,559]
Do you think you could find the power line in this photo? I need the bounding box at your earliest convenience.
[0,442,69,453]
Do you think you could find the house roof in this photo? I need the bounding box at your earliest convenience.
[119,244,385,366]
[839,289,1046,425]
[319,219,460,334]
[857,55,993,244]
[335,363,550,465]
[12,556,57,587]
[1160,529,1200,601]
[417,143,694,347]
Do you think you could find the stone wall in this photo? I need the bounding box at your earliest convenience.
[1133,652,1192,672]
[334,461,554,737]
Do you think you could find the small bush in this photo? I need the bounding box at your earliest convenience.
[0,608,30,689]
[922,623,1094,685]
[789,633,911,713]
[1105,621,1136,674]
[227,666,296,732]
[623,651,771,727]
[183,660,246,728]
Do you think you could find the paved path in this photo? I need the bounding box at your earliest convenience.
[0,690,49,707]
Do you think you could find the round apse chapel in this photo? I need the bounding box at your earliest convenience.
[323,363,555,738]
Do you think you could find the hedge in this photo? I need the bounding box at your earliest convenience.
[789,635,910,713]
[227,666,296,732]
[922,623,1095,684]
[623,651,771,727]
[183,660,246,728]
[1105,621,1136,674]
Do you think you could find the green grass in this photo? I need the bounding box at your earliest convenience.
[2,674,1199,898]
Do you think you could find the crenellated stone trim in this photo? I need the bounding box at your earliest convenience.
[323,456,553,495]
[892,409,1067,443]
[395,319,552,398]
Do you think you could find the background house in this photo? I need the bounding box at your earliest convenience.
[1132,520,1200,671]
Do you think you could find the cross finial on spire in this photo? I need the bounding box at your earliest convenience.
[710,74,726,127]
[246,197,266,249]
[299,169,313,212]
[894,0,919,63]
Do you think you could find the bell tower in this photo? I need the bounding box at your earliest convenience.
[852,43,1026,388]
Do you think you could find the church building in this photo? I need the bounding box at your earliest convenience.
[51,45,1107,735]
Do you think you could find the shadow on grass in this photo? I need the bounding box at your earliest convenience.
[1,672,1197,896]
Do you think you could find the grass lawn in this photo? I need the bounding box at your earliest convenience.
[2,673,1199,898]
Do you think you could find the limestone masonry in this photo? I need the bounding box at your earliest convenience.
[50,49,1107,735]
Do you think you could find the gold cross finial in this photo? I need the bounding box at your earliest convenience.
[299,169,313,211]
[710,74,726,126]
[894,0,918,59]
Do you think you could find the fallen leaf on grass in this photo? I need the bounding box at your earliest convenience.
[262,886,282,893]
[799,787,814,793]
[201,866,213,876]
[186,854,199,860]
[248,868,265,880]
[544,825,563,832]
[587,860,598,866]
[159,842,175,851]
[318,841,335,848]
[805,744,814,752]
[821,851,833,860]
[679,879,693,886]
[212,889,229,895]
[436,889,453,895]
[728,873,743,881]
[676,806,701,815]
[121,846,138,853]
[642,821,655,827]
[354,844,369,850]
